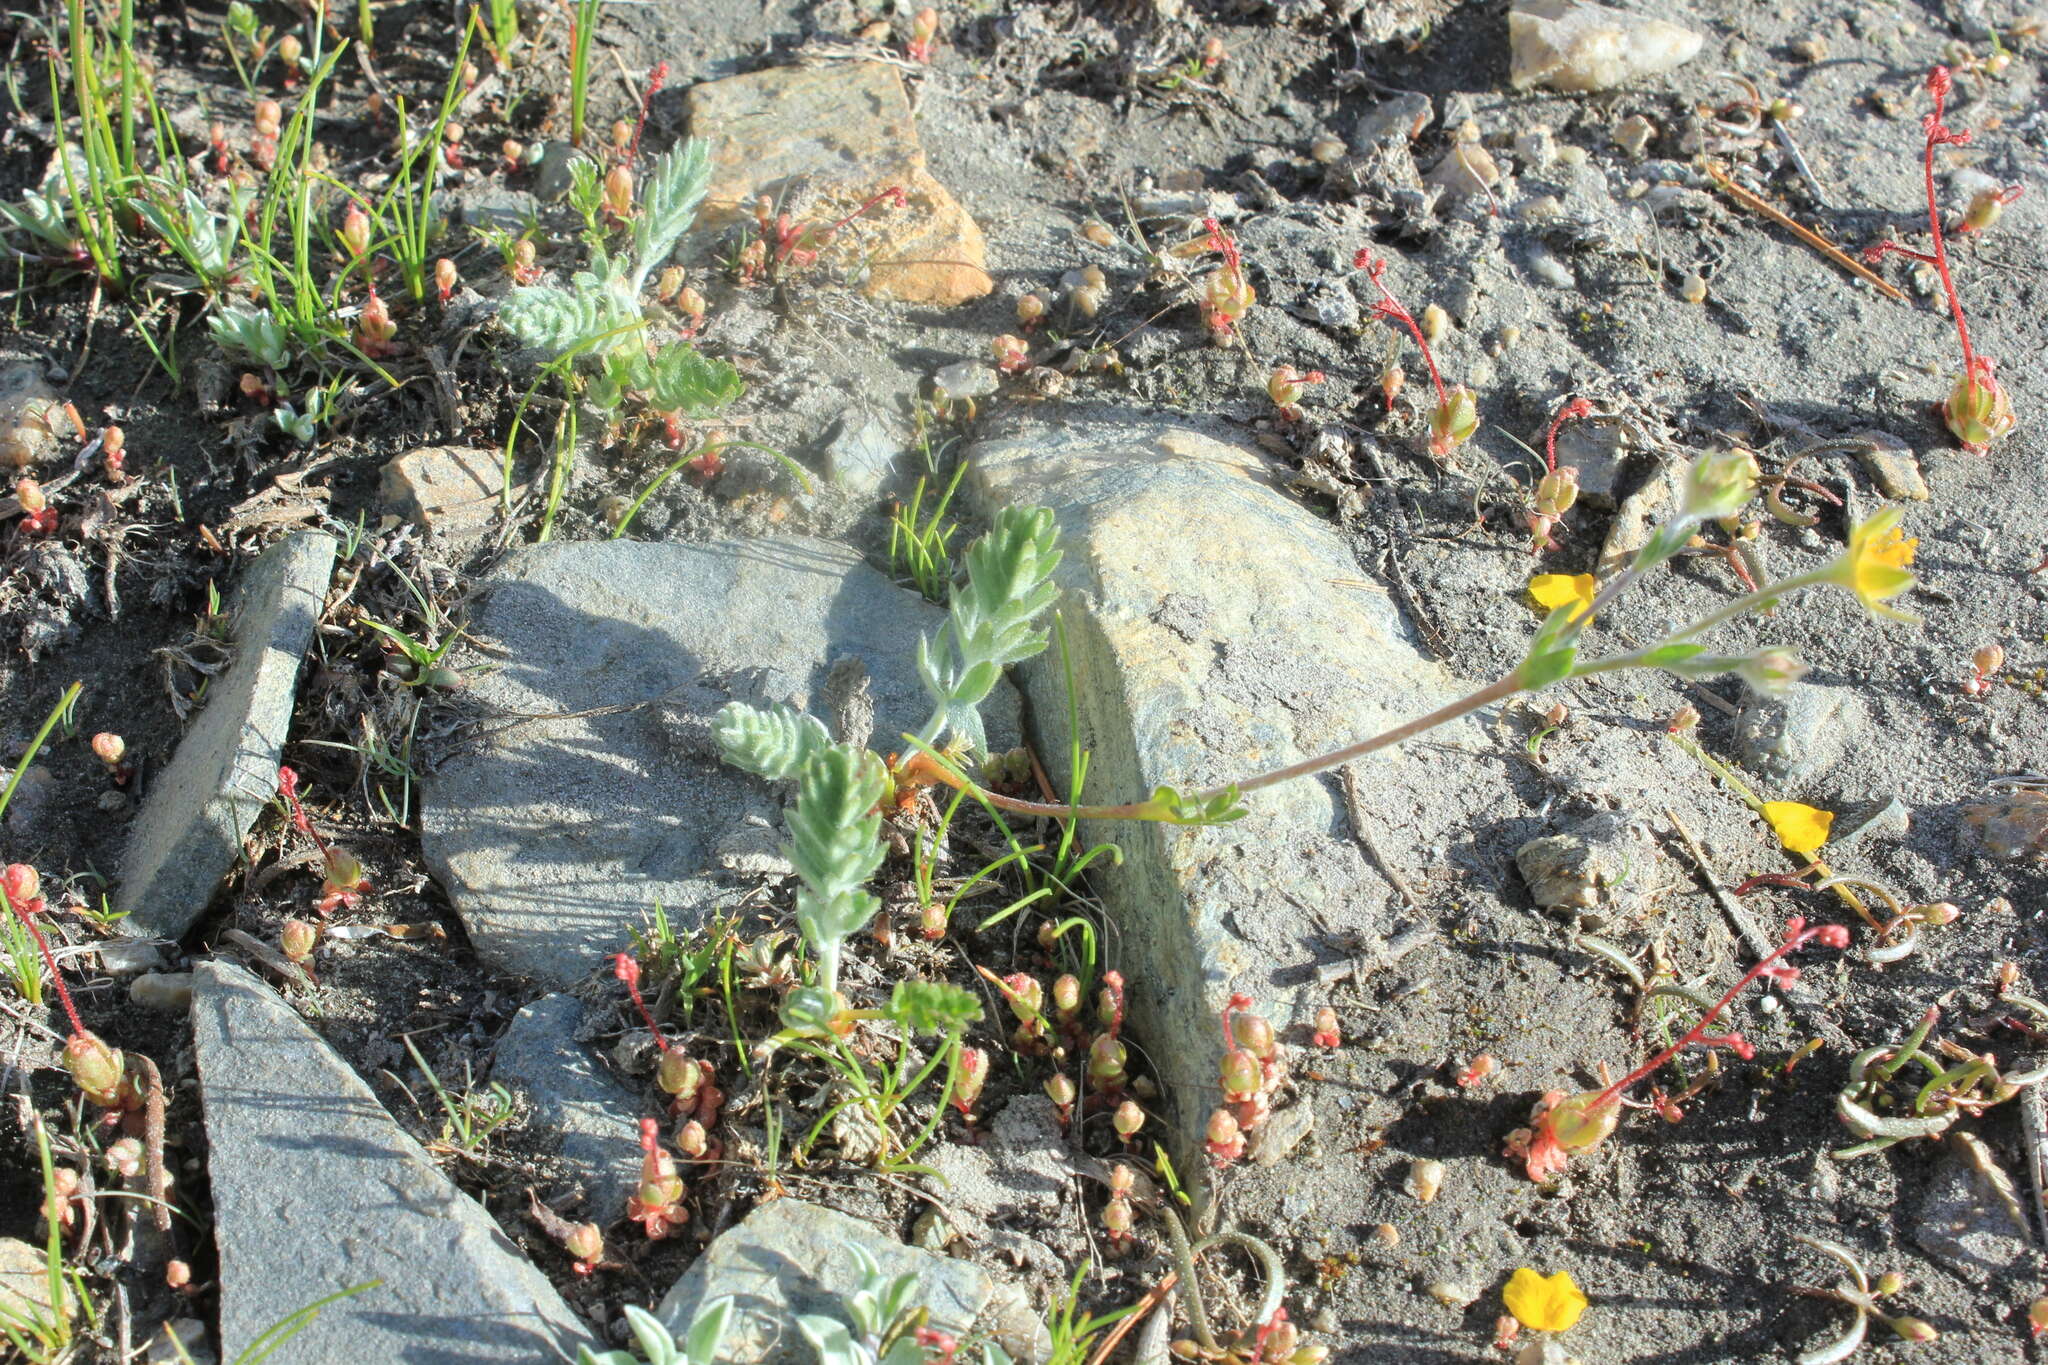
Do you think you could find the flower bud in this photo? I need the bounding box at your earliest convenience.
[322,844,367,894]
[1681,448,1759,520]
[65,1031,125,1105]
[16,477,46,514]
[610,118,633,151]
[278,33,302,67]
[1427,386,1479,457]
[953,1046,987,1113]
[1102,1197,1133,1236]
[1113,1100,1144,1140]
[1534,466,1579,518]
[565,1222,604,1263]
[512,238,537,279]
[1873,1271,1905,1297]
[1016,293,1046,327]
[1913,901,1960,927]
[1885,1316,1937,1343]
[1234,1010,1276,1060]
[1738,647,1808,695]
[1973,644,2005,678]
[280,918,318,962]
[434,257,457,301]
[1044,1072,1077,1110]
[673,1118,708,1158]
[655,265,685,302]
[3,862,41,906]
[1666,704,1700,733]
[1944,365,2015,451]
[165,1259,192,1289]
[1051,973,1081,1019]
[1962,185,2018,234]
[1202,35,1225,68]
[604,165,634,220]
[254,100,282,136]
[1311,1006,1340,1048]
[658,1050,702,1099]
[675,286,706,324]
[340,204,370,259]
[1380,361,1405,411]
[1003,973,1044,1025]
[1087,1033,1128,1090]
[1219,1047,1261,1101]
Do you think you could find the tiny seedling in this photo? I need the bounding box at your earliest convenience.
[888,463,964,603]
[1788,1235,1936,1361]
[397,1035,517,1157]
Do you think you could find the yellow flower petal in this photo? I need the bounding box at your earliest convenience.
[1529,573,1596,623]
[1503,1267,1588,1333]
[1835,508,1919,622]
[1762,800,1834,857]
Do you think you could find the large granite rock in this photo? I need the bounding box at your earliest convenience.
[117,533,335,939]
[656,1199,992,1361]
[966,414,1472,1140]
[421,537,1018,986]
[191,961,594,1363]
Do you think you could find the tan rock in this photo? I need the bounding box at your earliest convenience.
[1509,0,1703,93]
[380,446,517,542]
[683,63,991,307]
[0,1235,72,1324]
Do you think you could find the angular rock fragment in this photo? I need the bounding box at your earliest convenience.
[684,64,990,306]
[192,961,595,1363]
[491,994,642,1220]
[1516,811,1655,924]
[381,446,518,543]
[966,414,1483,1140]
[421,538,1018,986]
[656,1199,992,1361]
[115,533,335,940]
[1509,0,1704,93]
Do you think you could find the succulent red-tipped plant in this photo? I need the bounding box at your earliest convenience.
[1200,217,1255,341]
[1267,365,1325,422]
[1355,249,1477,457]
[278,767,369,915]
[953,1045,987,1117]
[626,1117,687,1238]
[1504,917,1850,1181]
[1863,66,2016,453]
[1311,1006,1340,1049]
[906,7,940,63]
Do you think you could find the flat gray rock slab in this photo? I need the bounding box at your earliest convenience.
[967,415,1474,1139]
[422,537,1017,987]
[656,1199,991,1361]
[192,961,593,1363]
[117,533,335,939]
[491,993,641,1221]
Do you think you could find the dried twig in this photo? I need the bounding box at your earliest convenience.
[1085,1271,1178,1365]
[1705,162,1906,301]
[1339,765,1423,911]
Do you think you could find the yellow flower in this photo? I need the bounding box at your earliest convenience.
[1529,573,1596,622]
[1831,507,1919,622]
[1503,1267,1588,1333]
[1762,800,1834,857]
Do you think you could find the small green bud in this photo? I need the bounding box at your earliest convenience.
[64,1032,125,1106]
[1427,386,1479,457]
[1681,448,1759,520]
[1737,647,1808,695]
[1944,365,2015,451]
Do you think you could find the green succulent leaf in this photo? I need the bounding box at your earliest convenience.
[713,702,832,781]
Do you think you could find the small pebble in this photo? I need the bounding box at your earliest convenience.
[1556,145,1589,167]
[1613,113,1657,158]
[1498,324,1522,350]
[1679,271,1708,304]
[1524,243,1574,289]
[1513,126,1556,170]
[131,971,195,1013]
[1425,1281,1478,1307]
[1406,1156,1445,1202]
[1374,1222,1400,1248]
[1310,135,1346,164]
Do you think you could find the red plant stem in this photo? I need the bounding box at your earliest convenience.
[1918,68,1977,376]
[276,767,331,861]
[815,186,906,243]
[1355,252,1446,405]
[2,885,85,1037]
[1588,919,1841,1114]
[614,953,670,1050]
[629,62,668,167]
[1543,397,1592,473]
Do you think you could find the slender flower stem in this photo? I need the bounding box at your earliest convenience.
[1587,920,1837,1114]
[2,884,86,1037]
[1919,69,1977,376]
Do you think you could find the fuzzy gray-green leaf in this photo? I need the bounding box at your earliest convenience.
[629,140,712,296]
[713,701,831,780]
